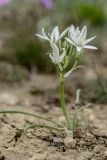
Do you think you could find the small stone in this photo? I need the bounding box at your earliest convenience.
[29,153,47,160]
[104,150,107,156]
[52,137,64,146]
[64,137,76,149]
[0,92,19,105]
[41,133,50,140]
[86,132,94,139]
[58,116,65,123]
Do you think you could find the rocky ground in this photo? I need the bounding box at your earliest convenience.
[0,72,107,160]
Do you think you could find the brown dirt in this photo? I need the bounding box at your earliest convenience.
[0,73,107,160]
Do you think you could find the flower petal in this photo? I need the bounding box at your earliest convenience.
[83,36,96,45]
[75,27,80,37]
[52,26,59,42]
[49,54,55,63]
[69,29,78,44]
[79,26,87,41]
[83,45,98,49]
[70,25,75,32]
[50,41,59,55]
[42,28,50,40]
[59,27,69,40]
[59,48,66,62]
[65,37,75,46]
[35,34,49,41]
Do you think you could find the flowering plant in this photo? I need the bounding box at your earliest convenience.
[35,25,97,131]
[0,25,97,136]
[36,25,97,77]
[0,0,11,7]
[40,0,54,10]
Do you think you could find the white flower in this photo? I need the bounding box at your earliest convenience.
[49,41,66,64]
[66,25,97,52]
[36,26,68,43]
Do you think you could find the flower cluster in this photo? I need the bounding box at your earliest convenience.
[36,25,97,77]
[0,0,11,7]
[40,0,54,10]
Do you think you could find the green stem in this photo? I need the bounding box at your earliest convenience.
[72,111,78,132]
[25,124,64,132]
[72,89,81,131]
[77,103,92,112]
[75,89,81,105]
[0,110,62,127]
[72,60,78,71]
[60,74,72,130]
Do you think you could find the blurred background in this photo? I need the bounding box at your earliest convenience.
[0,0,107,104]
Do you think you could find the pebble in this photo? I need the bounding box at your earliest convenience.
[0,92,19,105]
[52,137,64,146]
[64,137,76,149]
[58,116,66,123]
